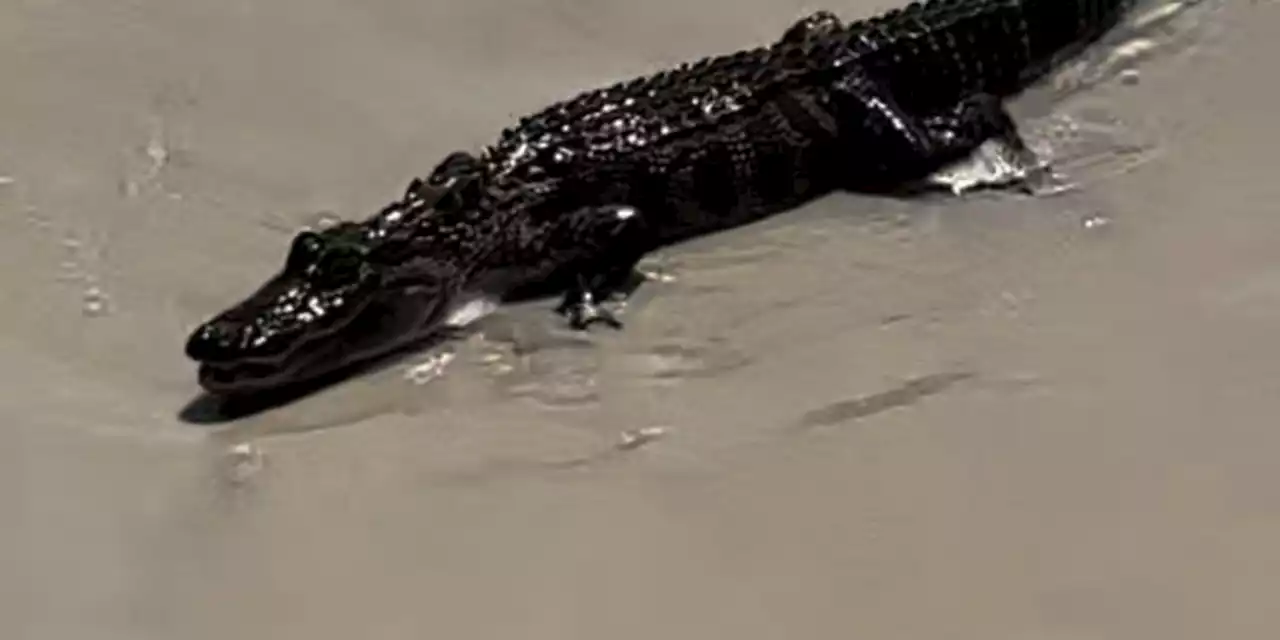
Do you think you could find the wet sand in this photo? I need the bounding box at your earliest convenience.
[5,1,1280,638]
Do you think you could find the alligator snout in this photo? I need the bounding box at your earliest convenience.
[185,319,261,363]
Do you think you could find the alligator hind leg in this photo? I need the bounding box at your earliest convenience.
[831,74,1050,195]
[550,204,653,330]
[917,94,1060,195]
[923,138,1068,196]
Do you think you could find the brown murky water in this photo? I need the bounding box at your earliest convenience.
[6,1,1279,638]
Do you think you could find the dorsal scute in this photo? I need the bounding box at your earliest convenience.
[482,36,846,180]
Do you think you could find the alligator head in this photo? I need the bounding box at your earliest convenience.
[184,220,459,395]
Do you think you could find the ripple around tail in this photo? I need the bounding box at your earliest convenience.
[1049,0,1224,98]
[1028,109,1160,186]
[978,0,1224,194]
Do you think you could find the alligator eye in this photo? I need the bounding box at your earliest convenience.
[286,231,324,271]
[315,245,368,285]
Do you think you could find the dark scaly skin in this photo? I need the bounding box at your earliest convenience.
[186,0,1135,395]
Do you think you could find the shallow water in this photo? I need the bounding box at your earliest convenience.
[6,0,1280,638]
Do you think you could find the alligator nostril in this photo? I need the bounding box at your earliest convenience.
[184,320,250,362]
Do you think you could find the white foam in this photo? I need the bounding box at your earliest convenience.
[442,295,501,328]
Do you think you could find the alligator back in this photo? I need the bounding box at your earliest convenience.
[480,43,828,184]
[479,0,1133,188]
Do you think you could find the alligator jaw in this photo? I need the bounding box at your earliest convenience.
[192,289,452,396]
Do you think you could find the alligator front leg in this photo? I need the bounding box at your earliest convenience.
[832,73,1049,194]
[550,204,652,330]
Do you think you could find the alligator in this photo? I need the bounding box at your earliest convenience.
[186,0,1136,395]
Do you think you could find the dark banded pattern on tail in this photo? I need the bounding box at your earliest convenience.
[848,0,1133,111]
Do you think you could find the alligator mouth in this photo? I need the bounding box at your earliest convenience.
[198,359,312,394]
[195,293,445,396]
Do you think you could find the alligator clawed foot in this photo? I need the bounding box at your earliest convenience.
[557,290,625,331]
[556,270,633,331]
[918,133,1071,198]
[554,260,649,331]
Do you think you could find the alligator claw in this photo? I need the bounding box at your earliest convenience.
[556,279,626,330]
[560,295,625,331]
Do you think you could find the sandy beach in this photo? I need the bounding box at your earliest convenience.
[5,0,1279,638]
